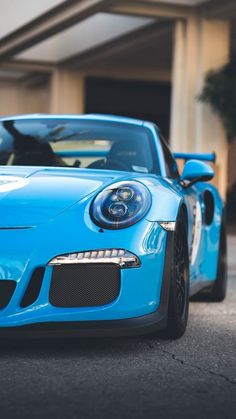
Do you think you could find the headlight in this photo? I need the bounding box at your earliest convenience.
[91,181,151,229]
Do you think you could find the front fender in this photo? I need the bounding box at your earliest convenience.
[140,177,183,222]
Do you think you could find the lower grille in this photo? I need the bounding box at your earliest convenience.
[49,264,120,308]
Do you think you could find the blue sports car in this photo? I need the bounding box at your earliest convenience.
[0,114,227,338]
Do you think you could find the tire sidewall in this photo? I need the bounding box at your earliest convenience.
[166,214,190,338]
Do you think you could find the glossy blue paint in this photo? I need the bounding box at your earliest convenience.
[174,152,216,163]
[0,209,167,325]
[0,113,144,126]
[181,160,215,182]
[195,182,223,281]
[0,113,224,328]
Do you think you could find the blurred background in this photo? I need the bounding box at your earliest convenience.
[0,0,235,221]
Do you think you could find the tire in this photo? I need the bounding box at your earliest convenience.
[164,215,190,339]
[207,218,227,302]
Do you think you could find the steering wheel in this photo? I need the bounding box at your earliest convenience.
[87,158,130,171]
[87,159,105,169]
[104,159,130,171]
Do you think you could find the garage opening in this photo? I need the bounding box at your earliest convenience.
[85,77,171,139]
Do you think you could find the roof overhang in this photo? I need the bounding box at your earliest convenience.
[0,0,235,83]
[0,0,115,61]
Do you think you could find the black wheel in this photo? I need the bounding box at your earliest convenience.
[164,216,190,339]
[206,219,227,302]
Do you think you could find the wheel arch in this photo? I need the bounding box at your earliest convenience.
[177,203,188,234]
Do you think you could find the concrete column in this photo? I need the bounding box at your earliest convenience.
[170,17,230,198]
[50,69,85,114]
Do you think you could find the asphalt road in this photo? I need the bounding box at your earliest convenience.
[0,237,235,419]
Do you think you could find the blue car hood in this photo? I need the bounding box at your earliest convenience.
[0,167,116,228]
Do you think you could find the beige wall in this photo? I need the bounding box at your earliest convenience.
[0,80,50,116]
[0,81,20,115]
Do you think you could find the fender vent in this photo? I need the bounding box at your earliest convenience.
[203,190,214,225]
[20,268,45,308]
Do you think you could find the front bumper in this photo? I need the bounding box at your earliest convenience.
[0,206,172,331]
[0,231,173,337]
[0,310,167,338]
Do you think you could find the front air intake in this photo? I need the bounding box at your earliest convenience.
[20,268,45,308]
[0,280,16,309]
[49,264,120,308]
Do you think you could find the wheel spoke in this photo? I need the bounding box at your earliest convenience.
[174,225,188,318]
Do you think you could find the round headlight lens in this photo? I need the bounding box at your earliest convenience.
[109,202,128,217]
[116,187,134,202]
[91,181,151,229]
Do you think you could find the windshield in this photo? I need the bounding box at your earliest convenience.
[0,118,159,174]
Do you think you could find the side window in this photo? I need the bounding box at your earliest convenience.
[159,133,179,179]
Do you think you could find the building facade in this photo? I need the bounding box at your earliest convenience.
[0,0,236,197]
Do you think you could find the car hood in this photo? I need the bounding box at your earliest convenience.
[0,167,121,228]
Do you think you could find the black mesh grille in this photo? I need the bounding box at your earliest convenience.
[0,280,16,309]
[20,267,45,308]
[49,264,120,308]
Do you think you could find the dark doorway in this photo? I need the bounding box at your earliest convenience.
[85,77,171,139]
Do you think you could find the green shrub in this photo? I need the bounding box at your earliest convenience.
[199,57,236,142]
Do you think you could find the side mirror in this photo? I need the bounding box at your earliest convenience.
[180,160,214,186]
